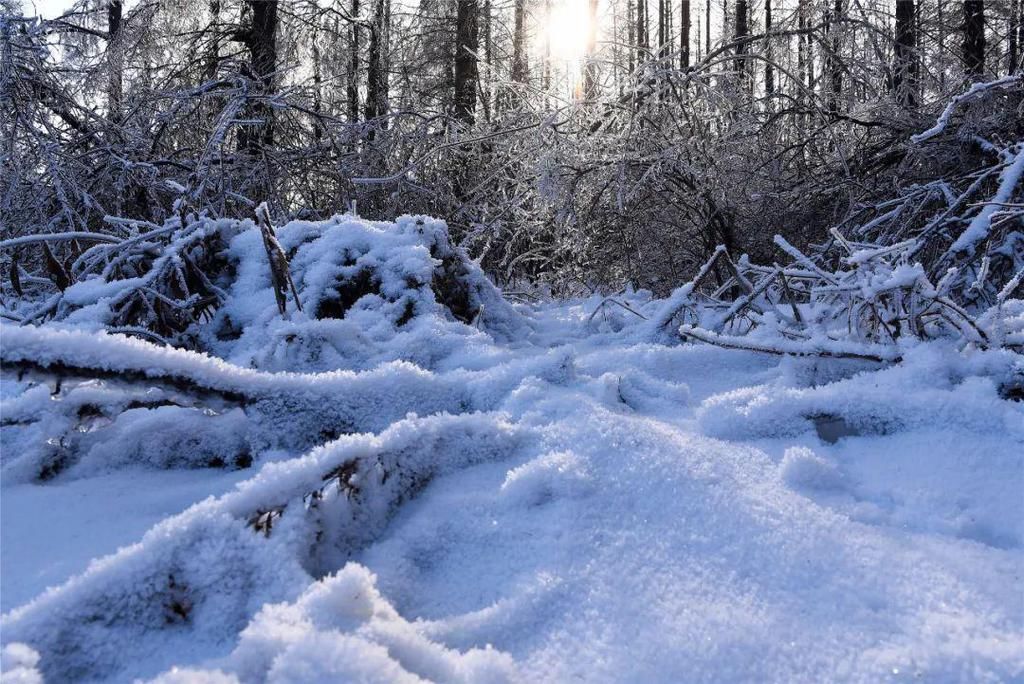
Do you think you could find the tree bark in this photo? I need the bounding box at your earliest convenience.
[1009,0,1019,74]
[638,0,649,64]
[107,1,123,124]
[764,0,773,95]
[366,0,390,124]
[963,0,985,80]
[454,0,479,123]
[234,0,278,155]
[893,0,917,107]
[206,0,220,82]
[512,0,528,83]
[681,0,691,68]
[735,0,748,85]
[348,0,360,123]
[827,0,843,112]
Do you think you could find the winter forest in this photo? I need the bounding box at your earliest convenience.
[0,0,1022,679]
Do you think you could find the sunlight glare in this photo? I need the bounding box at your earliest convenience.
[545,0,592,63]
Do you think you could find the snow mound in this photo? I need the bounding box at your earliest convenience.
[779,446,846,491]
[696,345,1024,441]
[1,413,526,682]
[0,325,480,479]
[50,213,526,372]
[144,564,517,684]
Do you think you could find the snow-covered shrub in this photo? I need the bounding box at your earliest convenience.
[9,211,524,369]
[204,213,525,371]
[630,78,1024,368]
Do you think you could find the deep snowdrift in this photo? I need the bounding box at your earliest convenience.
[2,216,1022,683]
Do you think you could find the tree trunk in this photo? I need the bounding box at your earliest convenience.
[206,0,220,82]
[638,0,649,64]
[797,0,808,91]
[938,0,946,90]
[454,0,479,124]
[512,0,528,83]
[107,1,123,124]
[735,0,748,85]
[659,0,669,56]
[482,0,493,119]
[764,0,773,95]
[893,0,916,107]
[366,0,390,124]
[963,0,985,80]
[681,0,690,69]
[1009,0,1019,74]
[348,0,360,123]
[238,0,278,154]
[827,0,843,112]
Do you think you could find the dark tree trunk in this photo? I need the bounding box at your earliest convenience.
[236,0,278,154]
[658,0,669,56]
[638,0,649,63]
[893,0,917,107]
[963,0,985,80]
[764,0,773,95]
[512,0,527,83]
[797,0,808,89]
[938,0,946,90]
[366,0,390,124]
[705,0,710,56]
[1009,0,1019,74]
[107,1,123,124]
[482,0,493,119]
[348,0,360,123]
[454,0,479,123]
[827,0,843,112]
[681,0,690,68]
[735,0,748,84]
[206,0,220,82]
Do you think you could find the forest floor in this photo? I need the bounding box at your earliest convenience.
[2,296,1023,683]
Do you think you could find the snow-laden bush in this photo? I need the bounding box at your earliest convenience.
[10,210,525,368]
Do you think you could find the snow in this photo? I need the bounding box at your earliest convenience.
[1,219,1022,682]
[0,468,253,612]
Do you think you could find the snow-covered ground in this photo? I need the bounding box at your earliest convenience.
[2,216,1022,683]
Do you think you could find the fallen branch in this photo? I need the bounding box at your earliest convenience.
[679,325,900,363]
